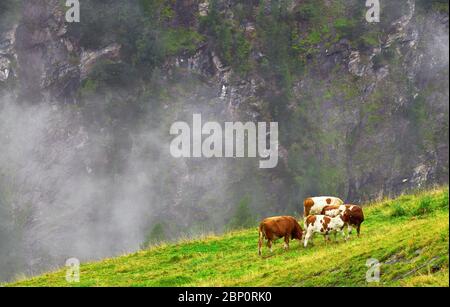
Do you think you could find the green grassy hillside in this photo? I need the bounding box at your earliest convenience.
[7,188,449,287]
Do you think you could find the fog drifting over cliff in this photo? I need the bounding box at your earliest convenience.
[0,96,158,278]
[0,89,236,281]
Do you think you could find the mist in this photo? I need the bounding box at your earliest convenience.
[0,88,236,279]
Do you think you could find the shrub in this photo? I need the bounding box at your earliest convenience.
[143,223,166,247]
[134,30,166,74]
[227,195,255,230]
[438,188,449,209]
[162,29,205,56]
[295,2,320,22]
[413,196,433,216]
[372,47,397,70]
[359,32,380,49]
[89,60,136,88]
[390,202,407,217]
[417,0,449,13]
[233,32,252,75]
[79,78,99,98]
[199,0,233,66]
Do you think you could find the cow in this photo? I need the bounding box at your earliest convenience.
[258,216,303,256]
[303,196,344,220]
[321,204,365,238]
[303,209,350,248]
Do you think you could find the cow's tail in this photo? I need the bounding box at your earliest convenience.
[358,209,365,237]
[258,224,265,256]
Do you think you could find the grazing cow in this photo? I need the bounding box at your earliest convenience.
[321,204,365,238]
[303,210,350,248]
[303,196,344,219]
[258,216,303,256]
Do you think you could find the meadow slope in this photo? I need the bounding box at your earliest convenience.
[7,188,449,287]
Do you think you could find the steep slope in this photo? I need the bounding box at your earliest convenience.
[8,187,449,287]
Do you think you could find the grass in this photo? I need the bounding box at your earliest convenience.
[6,187,449,287]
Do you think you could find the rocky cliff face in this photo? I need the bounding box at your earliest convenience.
[156,0,449,202]
[0,26,16,84]
[0,0,448,281]
[9,0,123,103]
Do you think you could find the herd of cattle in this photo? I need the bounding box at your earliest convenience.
[258,196,365,256]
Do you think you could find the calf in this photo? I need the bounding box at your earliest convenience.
[321,204,364,238]
[303,210,350,248]
[258,216,303,256]
[303,196,344,219]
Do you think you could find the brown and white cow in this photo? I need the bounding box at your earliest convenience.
[303,196,344,219]
[258,216,303,256]
[303,210,350,248]
[321,204,365,238]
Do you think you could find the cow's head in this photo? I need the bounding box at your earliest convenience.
[340,208,351,223]
[292,222,303,241]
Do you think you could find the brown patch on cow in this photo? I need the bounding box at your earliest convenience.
[346,204,361,213]
[303,198,315,217]
[322,216,331,231]
[326,198,332,205]
[339,212,349,224]
[306,215,316,227]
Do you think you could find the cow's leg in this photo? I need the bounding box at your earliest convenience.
[357,224,361,237]
[304,230,312,248]
[324,234,329,243]
[333,232,338,242]
[347,224,353,240]
[283,236,290,250]
[267,240,273,253]
[258,237,263,256]
[309,232,314,246]
[341,229,347,241]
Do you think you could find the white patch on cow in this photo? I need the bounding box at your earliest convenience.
[306,196,344,216]
[325,209,341,217]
